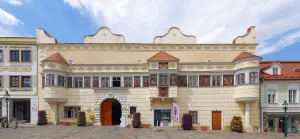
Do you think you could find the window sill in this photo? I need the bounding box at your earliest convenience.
[289,103,299,105]
[9,87,32,92]
[267,103,278,105]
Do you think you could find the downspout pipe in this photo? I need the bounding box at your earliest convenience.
[259,78,264,132]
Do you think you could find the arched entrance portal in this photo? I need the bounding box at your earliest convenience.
[101,98,122,125]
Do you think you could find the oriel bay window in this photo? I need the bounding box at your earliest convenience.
[177,75,187,87]
[10,76,19,87]
[188,76,198,87]
[249,72,258,84]
[101,77,110,87]
[236,73,245,85]
[223,75,234,86]
[143,76,149,87]
[84,77,91,87]
[134,76,140,87]
[199,75,210,86]
[159,74,168,86]
[92,77,99,87]
[212,75,221,86]
[57,75,66,87]
[73,77,83,88]
[46,74,55,86]
[124,77,133,87]
[21,76,31,87]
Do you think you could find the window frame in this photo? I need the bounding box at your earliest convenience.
[188,75,198,87]
[159,74,168,86]
[63,106,81,118]
[223,75,234,86]
[46,74,55,86]
[73,77,83,88]
[0,76,2,88]
[124,77,133,87]
[273,68,278,75]
[101,77,110,87]
[129,106,137,115]
[92,76,99,87]
[177,75,187,87]
[21,76,31,87]
[288,89,297,104]
[0,50,3,61]
[142,76,149,87]
[267,88,277,104]
[10,76,20,87]
[134,76,141,87]
[10,50,20,61]
[21,50,31,62]
[212,75,221,86]
[199,75,210,86]
[84,76,91,88]
[236,73,245,85]
[189,111,198,123]
[249,72,258,84]
[57,75,66,87]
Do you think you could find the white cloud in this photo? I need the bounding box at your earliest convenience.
[4,0,23,6]
[0,8,23,36]
[64,0,300,55]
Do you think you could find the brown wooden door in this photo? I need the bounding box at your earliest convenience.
[212,111,222,130]
[101,99,112,125]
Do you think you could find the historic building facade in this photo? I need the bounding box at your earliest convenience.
[0,37,38,124]
[37,26,261,132]
[260,61,300,132]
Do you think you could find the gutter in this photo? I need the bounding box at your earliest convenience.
[259,78,264,132]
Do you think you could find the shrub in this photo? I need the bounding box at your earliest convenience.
[37,110,47,125]
[230,116,244,133]
[181,114,193,130]
[132,112,142,128]
[77,111,86,126]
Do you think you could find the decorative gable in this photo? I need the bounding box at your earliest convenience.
[43,52,68,65]
[262,62,282,75]
[84,27,125,43]
[232,51,261,62]
[153,27,197,44]
[147,51,179,61]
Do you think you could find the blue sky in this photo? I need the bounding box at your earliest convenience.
[1,0,300,60]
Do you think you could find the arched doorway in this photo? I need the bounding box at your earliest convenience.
[101,98,122,125]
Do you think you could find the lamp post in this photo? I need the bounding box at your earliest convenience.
[282,100,288,137]
[3,90,10,128]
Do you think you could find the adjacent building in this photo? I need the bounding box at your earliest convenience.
[0,37,38,124]
[37,26,261,132]
[260,61,300,132]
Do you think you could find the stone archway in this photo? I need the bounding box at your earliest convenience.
[94,92,127,127]
[101,98,122,125]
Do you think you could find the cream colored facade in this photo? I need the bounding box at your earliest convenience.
[37,27,260,132]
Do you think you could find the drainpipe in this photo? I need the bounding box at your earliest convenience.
[259,78,264,132]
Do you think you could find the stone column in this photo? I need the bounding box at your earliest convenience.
[120,107,127,128]
[244,102,253,132]
[52,103,58,125]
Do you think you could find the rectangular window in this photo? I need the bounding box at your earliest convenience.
[223,75,234,86]
[46,74,55,86]
[92,77,99,87]
[188,76,198,87]
[0,76,2,87]
[249,72,258,84]
[199,75,210,86]
[177,75,187,87]
[150,74,157,85]
[289,90,297,103]
[130,106,137,115]
[159,62,168,69]
[10,76,19,87]
[113,77,121,87]
[57,75,66,87]
[63,106,81,118]
[67,77,72,88]
[10,50,19,61]
[73,77,83,88]
[21,76,31,87]
[21,50,31,61]
[84,77,91,87]
[267,89,277,104]
[212,75,221,86]
[42,76,45,88]
[143,76,149,87]
[159,74,168,86]
[236,73,245,85]
[134,76,140,87]
[124,77,133,87]
[0,50,3,61]
[159,87,168,97]
[273,68,278,75]
[101,77,110,87]
[189,111,198,123]
[170,74,177,85]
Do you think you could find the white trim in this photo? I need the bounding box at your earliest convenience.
[210,110,223,130]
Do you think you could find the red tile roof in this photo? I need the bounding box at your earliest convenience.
[260,61,300,80]
[148,51,179,61]
[44,52,68,65]
[232,51,261,62]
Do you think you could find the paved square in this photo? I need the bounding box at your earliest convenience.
[0,125,299,139]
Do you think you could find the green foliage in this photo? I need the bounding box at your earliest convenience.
[77,111,86,126]
[230,116,244,133]
[132,112,142,128]
[181,114,193,130]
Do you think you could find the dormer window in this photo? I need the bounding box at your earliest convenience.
[159,62,168,69]
[273,68,278,75]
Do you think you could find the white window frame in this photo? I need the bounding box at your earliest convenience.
[288,89,297,104]
[57,75,66,87]
[63,106,81,118]
[46,74,55,86]
[249,72,258,84]
[101,77,110,87]
[212,75,221,86]
[73,77,83,88]
[188,75,198,87]
[159,74,169,86]
[124,77,133,87]
[267,88,277,104]
[273,68,278,75]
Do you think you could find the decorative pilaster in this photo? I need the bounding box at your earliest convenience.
[244,102,253,132]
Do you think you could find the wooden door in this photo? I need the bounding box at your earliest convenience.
[212,111,222,130]
[101,99,112,125]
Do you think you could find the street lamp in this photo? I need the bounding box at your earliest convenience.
[3,89,10,128]
[282,100,288,137]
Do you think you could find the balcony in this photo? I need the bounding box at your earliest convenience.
[44,86,67,103]
[234,84,259,102]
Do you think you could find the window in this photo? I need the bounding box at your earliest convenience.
[84,77,91,87]
[170,74,177,85]
[63,106,81,118]
[21,51,30,61]
[42,76,45,88]
[73,77,83,88]
[134,76,140,87]
[159,62,168,69]
[92,77,99,87]
[267,89,277,104]
[223,75,234,86]
[21,76,31,87]
[10,76,19,87]
[249,72,258,84]
[177,75,187,87]
[124,77,132,87]
[236,73,245,85]
[159,87,168,97]
[150,74,157,85]
[0,50,3,61]
[212,75,221,86]
[101,77,110,87]
[0,76,2,87]
[57,75,66,87]
[188,76,198,87]
[46,74,55,86]
[159,74,168,86]
[289,89,297,103]
[67,77,72,88]
[273,68,278,75]
[199,75,210,86]
[130,106,137,115]
[189,111,198,123]
[143,76,149,87]
[10,50,19,61]
[113,77,121,87]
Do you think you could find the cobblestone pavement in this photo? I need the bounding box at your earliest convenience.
[0,125,300,139]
